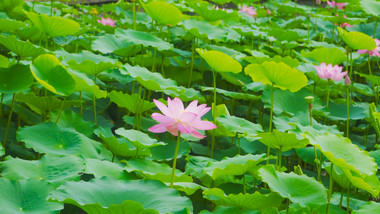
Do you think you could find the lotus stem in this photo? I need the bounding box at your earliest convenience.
[278,147,282,171]
[55,96,66,124]
[346,183,351,213]
[266,84,274,164]
[242,174,246,194]
[326,163,334,214]
[346,87,350,137]
[349,51,353,79]
[238,135,241,155]
[3,93,16,149]
[132,0,137,30]
[187,37,195,88]
[368,54,378,105]
[93,76,98,125]
[326,79,330,108]
[79,91,83,116]
[309,106,313,126]
[211,70,217,158]
[374,18,379,39]
[286,198,290,214]
[170,133,181,188]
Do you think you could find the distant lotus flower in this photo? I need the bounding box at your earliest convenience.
[327,1,346,10]
[240,5,257,17]
[97,17,116,27]
[357,39,380,57]
[148,97,217,139]
[315,63,348,81]
[316,0,321,5]
[267,9,271,15]
[53,7,57,13]
[345,75,351,86]
[335,15,353,28]
[215,6,226,11]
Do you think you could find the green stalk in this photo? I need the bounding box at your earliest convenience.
[50,0,54,16]
[211,70,217,158]
[132,0,136,30]
[326,79,330,108]
[55,97,66,124]
[238,136,241,155]
[309,106,313,126]
[278,147,282,171]
[346,183,351,213]
[187,37,195,88]
[368,54,378,105]
[242,174,246,194]
[374,18,379,39]
[266,84,274,164]
[3,93,16,148]
[170,133,181,188]
[349,51,353,79]
[346,87,350,137]
[79,91,83,116]
[93,75,98,125]
[326,163,334,214]
[286,199,290,214]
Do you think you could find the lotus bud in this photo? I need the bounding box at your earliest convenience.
[294,165,303,175]
[345,75,351,86]
[305,96,314,109]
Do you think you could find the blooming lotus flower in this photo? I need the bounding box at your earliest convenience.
[240,5,257,17]
[315,63,348,81]
[148,97,217,139]
[357,39,380,57]
[97,17,116,27]
[327,1,346,10]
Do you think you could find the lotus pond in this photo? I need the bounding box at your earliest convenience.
[1,0,380,213]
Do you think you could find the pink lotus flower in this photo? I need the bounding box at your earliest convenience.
[357,39,380,57]
[97,17,116,27]
[148,97,217,139]
[240,5,257,17]
[335,15,353,28]
[316,0,321,5]
[216,6,226,11]
[267,9,271,15]
[345,75,351,86]
[327,1,346,10]
[315,63,348,81]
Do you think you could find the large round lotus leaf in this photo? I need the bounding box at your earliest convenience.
[201,86,260,101]
[353,202,380,214]
[0,54,8,68]
[338,28,376,50]
[259,165,328,210]
[216,115,263,137]
[30,54,75,96]
[0,64,33,93]
[257,130,309,152]
[306,133,377,176]
[50,110,96,137]
[125,158,193,183]
[26,12,80,37]
[0,35,45,57]
[71,71,107,99]
[49,177,193,214]
[327,102,368,121]
[0,178,63,214]
[341,168,380,197]
[182,19,226,40]
[301,47,347,65]
[0,155,85,185]
[150,137,191,161]
[17,122,102,158]
[161,85,206,103]
[196,49,242,73]
[245,61,308,92]
[115,128,165,149]
[56,50,118,76]
[203,154,268,180]
[243,55,300,68]
[108,90,155,114]
[324,163,351,189]
[121,64,177,91]
[0,143,4,156]
[115,29,173,51]
[191,2,231,22]
[141,0,183,26]
[85,158,129,179]
[203,188,283,211]
[360,0,380,16]
[0,18,25,33]
[92,34,142,57]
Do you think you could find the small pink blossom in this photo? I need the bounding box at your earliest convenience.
[335,15,353,28]
[97,17,116,27]
[267,9,271,15]
[148,97,217,139]
[215,6,225,11]
[240,5,257,17]
[316,0,321,5]
[315,63,348,81]
[357,39,380,57]
[345,75,351,86]
[327,1,346,10]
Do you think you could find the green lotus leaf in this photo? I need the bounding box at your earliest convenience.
[85,158,129,179]
[245,61,308,92]
[125,158,193,183]
[196,49,242,73]
[342,168,380,197]
[170,182,202,195]
[0,0,24,13]
[190,2,231,22]
[360,0,380,16]
[30,54,76,96]
[369,103,380,136]
[161,85,206,102]
[257,130,309,152]
[203,188,283,211]
[108,90,155,114]
[296,147,324,165]
[0,18,25,33]
[0,141,3,156]
[201,86,260,101]
[140,0,183,26]
[0,155,85,185]
[207,44,246,59]
[353,202,380,214]
[95,127,151,158]
[0,64,33,93]
[306,133,377,176]
[243,55,300,68]
[182,19,226,40]
[203,154,268,180]
[121,64,177,91]
[56,50,118,76]
[338,28,376,50]
[216,115,263,137]
[49,177,192,214]
[50,110,96,137]
[369,149,380,168]
[324,163,352,189]
[301,47,347,65]
[26,11,80,37]
[149,137,191,161]
[17,122,103,158]
[71,71,107,99]
[0,35,45,57]
[92,34,142,57]
[115,29,173,51]
[327,102,368,121]
[0,54,8,68]
[358,73,380,86]
[259,165,328,210]
[0,178,63,214]
[115,128,165,149]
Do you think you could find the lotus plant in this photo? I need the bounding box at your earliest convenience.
[97,17,116,27]
[239,5,257,17]
[149,97,217,187]
[315,63,347,107]
[357,39,380,57]
[327,1,347,10]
